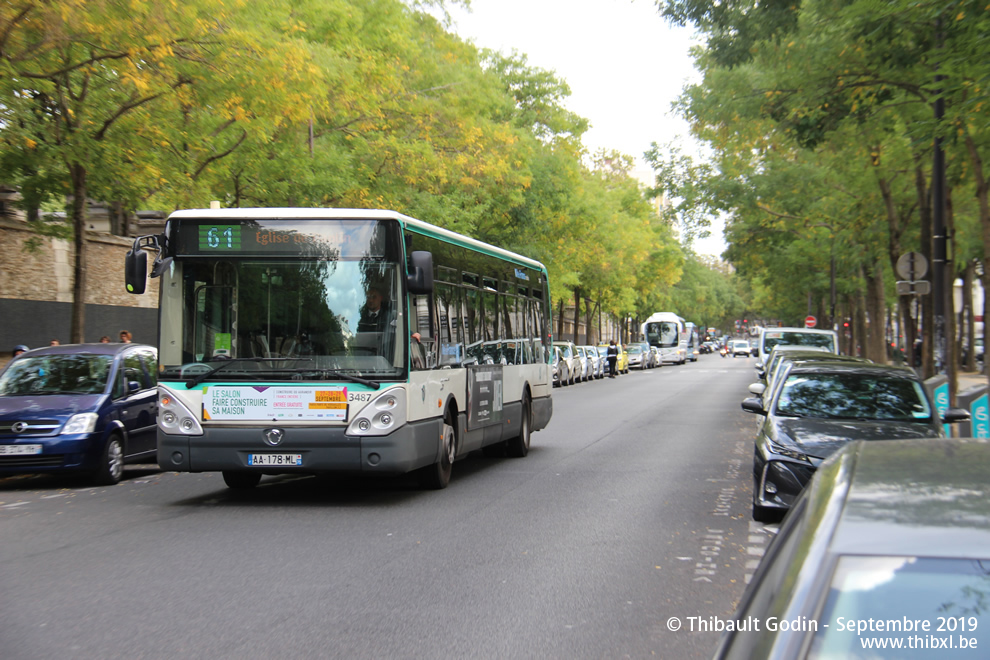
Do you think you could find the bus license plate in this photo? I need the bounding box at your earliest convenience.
[247,454,302,467]
[0,444,43,455]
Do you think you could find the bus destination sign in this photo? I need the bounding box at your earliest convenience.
[176,218,394,258]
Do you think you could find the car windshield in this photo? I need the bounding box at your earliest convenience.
[808,556,990,658]
[627,345,643,355]
[0,354,113,395]
[775,372,932,420]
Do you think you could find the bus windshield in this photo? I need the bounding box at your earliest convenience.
[159,258,405,382]
[644,321,681,348]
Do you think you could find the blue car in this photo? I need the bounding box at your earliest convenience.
[0,343,158,484]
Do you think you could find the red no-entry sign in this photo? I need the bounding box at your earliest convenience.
[805,315,817,328]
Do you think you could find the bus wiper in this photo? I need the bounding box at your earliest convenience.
[185,357,313,388]
[290,369,380,389]
[326,371,380,389]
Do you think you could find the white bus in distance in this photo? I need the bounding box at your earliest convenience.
[684,322,700,362]
[641,312,687,365]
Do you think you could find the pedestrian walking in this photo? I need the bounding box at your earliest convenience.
[606,340,619,378]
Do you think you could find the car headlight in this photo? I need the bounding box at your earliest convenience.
[158,386,203,436]
[347,387,406,437]
[62,413,99,435]
[767,438,810,462]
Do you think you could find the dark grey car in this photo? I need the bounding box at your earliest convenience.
[742,361,968,521]
[715,438,990,659]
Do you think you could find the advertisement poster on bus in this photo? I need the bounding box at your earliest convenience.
[202,385,348,421]
[467,365,504,429]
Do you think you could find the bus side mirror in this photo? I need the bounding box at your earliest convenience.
[408,251,433,295]
[125,246,148,294]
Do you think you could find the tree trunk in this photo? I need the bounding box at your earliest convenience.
[585,299,597,345]
[110,200,126,236]
[556,298,564,342]
[864,259,886,362]
[854,273,868,358]
[916,159,934,378]
[573,288,581,344]
[877,170,916,367]
[964,132,990,390]
[962,261,975,372]
[69,162,88,344]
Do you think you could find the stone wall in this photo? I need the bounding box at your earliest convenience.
[1,219,160,355]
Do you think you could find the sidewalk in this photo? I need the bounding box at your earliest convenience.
[957,369,987,394]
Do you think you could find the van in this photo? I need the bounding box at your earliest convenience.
[756,327,839,366]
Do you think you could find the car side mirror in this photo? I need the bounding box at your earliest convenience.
[748,383,766,396]
[128,380,141,393]
[741,397,766,415]
[942,408,971,424]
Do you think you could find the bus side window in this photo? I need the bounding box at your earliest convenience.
[435,283,465,367]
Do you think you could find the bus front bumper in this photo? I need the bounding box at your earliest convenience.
[158,418,443,476]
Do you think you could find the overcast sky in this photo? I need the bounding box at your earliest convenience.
[441,0,726,256]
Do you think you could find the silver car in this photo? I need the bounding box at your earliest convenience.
[581,345,605,379]
[552,341,583,386]
[716,438,990,659]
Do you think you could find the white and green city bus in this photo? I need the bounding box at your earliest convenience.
[125,208,553,489]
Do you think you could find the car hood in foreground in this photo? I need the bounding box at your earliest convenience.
[771,417,941,460]
[0,394,106,421]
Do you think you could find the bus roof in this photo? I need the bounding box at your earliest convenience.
[643,312,685,324]
[167,208,547,273]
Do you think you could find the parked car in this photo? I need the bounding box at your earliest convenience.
[0,343,159,485]
[582,345,605,379]
[648,345,662,368]
[573,345,592,382]
[756,326,839,363]
[715,438,990,659]
[551,345,568,387]
[552,341,583,385]
[625,343,650,370]
[742,360,969,521]
[754,348,870,398]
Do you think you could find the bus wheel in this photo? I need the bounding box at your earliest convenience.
[420,416,455,489]
[506,395,531,458]
[223,471,262,489]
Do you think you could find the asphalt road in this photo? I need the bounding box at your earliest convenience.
[0,353,765,660]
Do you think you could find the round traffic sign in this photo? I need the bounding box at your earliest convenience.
[805,315,817,328]
[896,252,928,281]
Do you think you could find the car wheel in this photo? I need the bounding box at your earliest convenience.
[420,414,455,489]
[506,395,531,458]
[223,471,262,489]
[93,434,124,485]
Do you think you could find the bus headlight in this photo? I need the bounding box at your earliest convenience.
[158,386,203,436]
[347,387,406,437]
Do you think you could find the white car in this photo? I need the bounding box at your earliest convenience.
[582,345,605,379]
[731,340,751,357]
[552,341,583,385]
